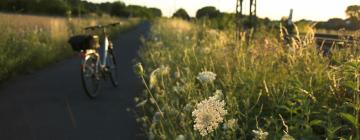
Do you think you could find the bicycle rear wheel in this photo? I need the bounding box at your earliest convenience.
[107,48,119,87]
[81,53,101,99]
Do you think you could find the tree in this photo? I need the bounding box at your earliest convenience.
[40,0,70,16]
[7,0,34,12]
[345,5,360,30]
[346,5,360,21]
[172,8,190,20]
[149,8,162,17]
[99,2,113,14]
[0,0,7,10]
[196,6,220,19]
[110,1,129,17]
[126,5,148,18]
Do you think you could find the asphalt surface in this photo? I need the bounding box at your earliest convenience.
[0,22,150,140]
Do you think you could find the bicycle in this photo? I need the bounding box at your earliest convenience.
[68,23,120,99]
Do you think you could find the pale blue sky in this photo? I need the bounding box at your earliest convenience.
[89,0,359,21]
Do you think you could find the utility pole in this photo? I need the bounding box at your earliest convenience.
[235,0,257,41]
[236,0,243,39]
[249,0,257,28]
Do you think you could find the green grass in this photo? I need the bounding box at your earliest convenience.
[0,13,139,83]
[135,18,360,139]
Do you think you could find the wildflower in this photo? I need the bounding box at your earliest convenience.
[148,130,155,140]
[185,36,190,40]
[192,96,227,136]
[134,63,144,77]
[223,119,237,130]
[214,90,223,100]
[159,65,170,75]
[152,112,162,123]
[149,69,159,89]
[252,129,269,140]
[135,99,147,107]
[173,82,185,93]
[196,71,217,84]
[173,71,181,79]
[134,97,140,103]
[154,87,165,97]
[154,36,159,41]
[183,103,193,112]
[149,65,170,89]
[150,97,156,104]
[175,134,186,140]
[349,56,360,64]
[202,47,211,54]
[281,133,295,140]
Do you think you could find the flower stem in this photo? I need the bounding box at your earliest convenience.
[141,75,164,117]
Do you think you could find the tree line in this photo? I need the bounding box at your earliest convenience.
[0,0,162,18]
[173,5,360,31]
[2,0,359,31]
[306,5,360,31]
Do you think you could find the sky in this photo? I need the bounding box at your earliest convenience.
[88,0,360,21]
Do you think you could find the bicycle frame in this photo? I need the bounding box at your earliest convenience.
[101,34,109,68]
[81,27,111,70]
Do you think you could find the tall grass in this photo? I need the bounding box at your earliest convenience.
[0,13,139,82]
[136,19,360,139]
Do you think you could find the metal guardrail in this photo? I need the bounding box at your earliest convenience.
[300,33,358,47]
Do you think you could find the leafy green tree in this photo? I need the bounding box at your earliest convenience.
[99,2,113,15]
[0,0,160,19]
[127,5,148,18]
[0,0,6,10]
[172,8,190,20]
[149,8,162,17]
[7,0,34,12]
[196,6,220,19]
[346,5,360,21]
[40,0,70,16]
[110,1,129,17]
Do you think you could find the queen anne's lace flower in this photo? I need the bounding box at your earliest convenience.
[192,96,227,136]
[196,71,217,84]
[252,129,269,140]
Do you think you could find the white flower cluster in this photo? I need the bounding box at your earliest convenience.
[192,96,227,136]
[252,129,269,140]
[196,71,217,84]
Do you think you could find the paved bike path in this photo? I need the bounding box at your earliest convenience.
[0,22,149,140]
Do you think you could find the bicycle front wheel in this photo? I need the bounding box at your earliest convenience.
[81,53,101,99]
[107,48,119,87]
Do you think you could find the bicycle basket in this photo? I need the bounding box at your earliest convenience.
[68,35,100,51]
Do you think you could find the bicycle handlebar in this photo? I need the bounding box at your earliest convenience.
[84,22,121,31]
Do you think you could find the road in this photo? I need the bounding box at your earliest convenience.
[0,22,149,140]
